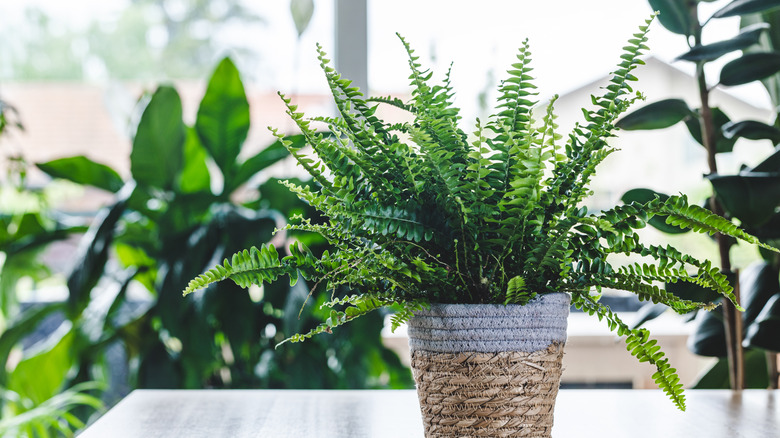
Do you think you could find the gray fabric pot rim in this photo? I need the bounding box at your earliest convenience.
[407,292,570,353]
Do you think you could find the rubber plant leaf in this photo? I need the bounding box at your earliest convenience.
[711,0,780,19]
[706,172,780,227]
[722,120,780,144]
[616,99,692,130]
[738,261,780,329]
[621,188,689,234]
[675,23,769,62]
[719,52,780,86]
[688,305,727,357]
[691,349,769,388]
[685,107,736,153]
[743,293,780,350]
[649,0,694,35]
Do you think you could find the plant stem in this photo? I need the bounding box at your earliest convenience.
[768,351,779,389]
[691,2,744,390]
[689,2,745,390]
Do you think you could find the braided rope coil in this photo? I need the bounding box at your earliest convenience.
[408,294,569,438]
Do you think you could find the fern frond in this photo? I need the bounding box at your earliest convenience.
[183,243,316,296]
[278,295,391,347]
[572,293,686,411]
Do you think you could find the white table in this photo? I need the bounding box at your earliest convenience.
[78,389,780,437]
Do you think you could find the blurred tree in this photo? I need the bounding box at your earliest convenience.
[1,0,263,81]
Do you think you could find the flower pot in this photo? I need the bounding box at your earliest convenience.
[407,293,570,438]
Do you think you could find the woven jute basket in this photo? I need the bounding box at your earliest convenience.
[407,293,570,438]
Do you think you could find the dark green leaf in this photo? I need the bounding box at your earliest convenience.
[67,184,133,318]
[712,0,780,19]
[739,261,780,329]
[722,120,780,143]
[676,23,768,62]
[229,135,300,193]
[630,302,669,329]
[741,9,780,108]
[616,99,693,130]
[195,57,250,191]
[685,107,736,153]
[707,172,780,227]
[665,278,723,303]
[131,86,185,190]
[691,349,769,388]
[719,52,780,86]
[744,293,780,350]
[750,147,780,172]
[621,188,689,233]
[37,156,123,193]
[649,0,695,35]
[688,304,727,357]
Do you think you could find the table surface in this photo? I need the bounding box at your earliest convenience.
[78,389,779,437]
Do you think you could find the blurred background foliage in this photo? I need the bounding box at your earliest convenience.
[621,0,780,390]
[0,2,410,436]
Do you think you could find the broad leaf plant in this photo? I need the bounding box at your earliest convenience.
[184,16,778,410]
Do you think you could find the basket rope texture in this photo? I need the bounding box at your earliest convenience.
[411,344,564,437]
[408,294,569,438]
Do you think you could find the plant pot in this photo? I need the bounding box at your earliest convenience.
[407,293,570,438]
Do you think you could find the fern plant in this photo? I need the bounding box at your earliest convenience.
[184,15,777,410]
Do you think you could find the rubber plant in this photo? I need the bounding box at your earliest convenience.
[619,0,780,389]
[185,15,778,410]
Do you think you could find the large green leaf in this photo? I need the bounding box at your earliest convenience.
[707,172,780,227]
[743,293,780,350]
[750,146,780,172]
[711,0,780,19]
[37,156,123,193]
[741,9,780,108]
[7,324,76,406]
[665,279,723,303]
[228,135,302,193]
[676,23,768,62]
[621,188,689,233]
[0,302,65,384]
[691,348,769,388]
[739,261,780,329]
[131,86,185,190]
[630,302,669,329]
[615,99,693,130]
[685,107,736,153]
[648,0,694,35]
[178,127,211,194]
[688,305,727,357]
[722,120,780,144]
[719,52,780,86]
[195,57,250,191]
[67,184,133,318]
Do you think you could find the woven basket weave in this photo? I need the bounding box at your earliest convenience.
[408,293,570,438]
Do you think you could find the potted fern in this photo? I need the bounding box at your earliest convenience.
[184,15,776,437]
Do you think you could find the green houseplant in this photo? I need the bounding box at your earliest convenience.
[618,0,780,390]
[184,15,777,436]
